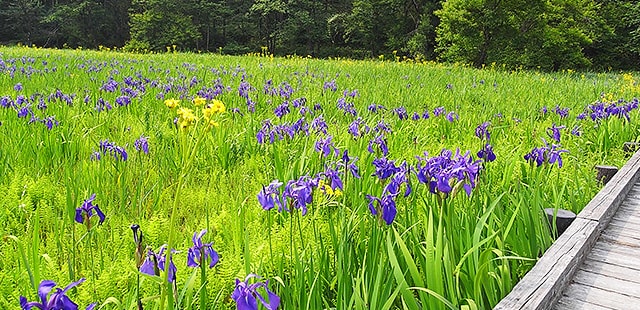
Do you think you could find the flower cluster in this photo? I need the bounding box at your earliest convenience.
[258,153,359,214]
[584,98,639,122]
[415,149,482,198]
[366,159,411,225]
[475,122,496,162]
[134,134,149,154]
[20,278,96,310]
[524,139,569,168]
[256,118,309,144]
[96,139,128,161]
[232,275,280,310]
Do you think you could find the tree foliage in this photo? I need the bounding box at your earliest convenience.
[0,0,638,70]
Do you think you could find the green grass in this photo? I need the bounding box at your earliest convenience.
[0,46,639,309]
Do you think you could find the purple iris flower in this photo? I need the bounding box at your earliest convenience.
[231,274,280,310]
[412,112,421,121]
[366,194,397,225]
[98,139,127,161]
[20,278,96,310]
[368,103,385,113]
[475,122,491,141]
[372,157,400,180]
[134,134,149,154]
[140,245,177,283]
[422,110,430,119]
[367,135,389,156]
[554,105,570,119]
[42,116,59,130]
[524,139,569,168]
[238,81,252,99]
[383,162,411,197]
[18,106,30,118]
[187,229,219,269]
[322,167,343,190]
[348,118,365,138]
[75,193,105,225]
[14,83,23,91]
[547,123,566,143]
[477,144,496,162]
[433,106,446,117]
[282,177,315,215]
[392,107,408,120]
[115,96,131,107]
[274,102,290,118]
[310,115,328,135]
[374,120,392,134]
[541,106,548,115]
[100,79,118,92]
[446,111,459,122]
[0,96,12,108]
[415,148,482,197]
[340,150,361,179]
[257,180,285,212]
[323,80,337,92]
[314,136,335,157]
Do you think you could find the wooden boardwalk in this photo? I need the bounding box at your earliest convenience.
[495,150,640,310]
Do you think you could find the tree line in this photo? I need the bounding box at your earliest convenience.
[1,0,639,70]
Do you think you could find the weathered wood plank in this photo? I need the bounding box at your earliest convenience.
[600,228,640,247]
[578,150,640,227]
[580,258,640,286]
[495,150,640,309]
[607,220,640,236]
[572,268,640,297]
[493,218,599,310]
[589,244,640,271]
[615,204,640,218]
[560,283,640,309]
[554,297,615,310]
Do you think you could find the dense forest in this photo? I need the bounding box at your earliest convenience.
[1,0,639,70]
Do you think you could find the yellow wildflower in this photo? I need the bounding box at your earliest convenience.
[176,107,196,130]
[165,98,180,109]
[203,99,226,120]
[211,99,226,113]
[193,97,206,106]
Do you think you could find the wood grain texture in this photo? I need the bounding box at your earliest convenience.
[558,283,640,309]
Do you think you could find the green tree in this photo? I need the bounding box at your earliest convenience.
[436,0,605,70]
[127,0,200,52]
[44,0,131,48]
[0,0,47,45]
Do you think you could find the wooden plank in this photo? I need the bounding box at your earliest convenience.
[589,244,640,271]
[599,229,640,247]
[578,150,640,228]
[493,218,599,310]
[572,269,640,297]
[616,203,640,216]
[560,283,640,309]
[580,258,640,286]
[554,297,615,310]
[495,150,640,309]
[607,220,640,235]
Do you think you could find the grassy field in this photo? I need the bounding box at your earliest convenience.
[1,46,639,309]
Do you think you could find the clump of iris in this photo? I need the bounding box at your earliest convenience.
[231,274,280,310]
[20,278,96,310]
[415,148,482,199]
